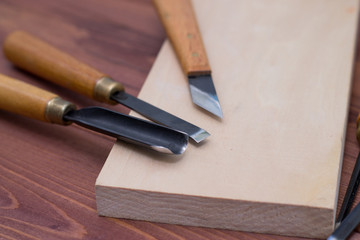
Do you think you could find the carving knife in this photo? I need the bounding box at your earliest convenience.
[3,31,209,143]
[153,0,223,118]
[0,74,188,154]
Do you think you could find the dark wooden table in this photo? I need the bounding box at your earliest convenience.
[0,0,359,239]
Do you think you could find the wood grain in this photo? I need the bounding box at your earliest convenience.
[0,73,57,122]
[0,0,360,239]
[96,0,359,238]
[153,0,210,75]
[3,30,109,101]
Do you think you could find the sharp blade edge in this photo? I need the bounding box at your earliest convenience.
[111,91,210,143]
[188,75,223,118]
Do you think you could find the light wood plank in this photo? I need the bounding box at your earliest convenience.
[96,0,360,238]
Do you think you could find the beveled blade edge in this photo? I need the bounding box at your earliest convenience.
[191,129,211,143]
[111,91,210,143]
[188,75,223,118]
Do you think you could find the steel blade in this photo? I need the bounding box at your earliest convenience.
[336,152,360,226]
[111,91,210,143]
[63,107,188,154]
[188,75,223,118]
[328,202,360,240]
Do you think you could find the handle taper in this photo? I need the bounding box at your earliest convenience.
[0,74,76,125]
[3,31,124,104]
[153,0,210,76]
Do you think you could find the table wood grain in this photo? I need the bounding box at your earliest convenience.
[0,0,359,239]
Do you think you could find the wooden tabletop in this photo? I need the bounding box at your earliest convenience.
[0,0,359,239]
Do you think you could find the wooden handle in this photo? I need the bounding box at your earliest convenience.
[3,31,123,104]
[153,0,211,76]
[0,73,76,125]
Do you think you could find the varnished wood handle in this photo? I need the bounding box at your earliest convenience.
[3,31,123,104]
[0,73,76,125]
[153,0,211,76]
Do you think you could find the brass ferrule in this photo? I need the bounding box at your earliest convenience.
[93,77,124,104]
[45,97,76,125]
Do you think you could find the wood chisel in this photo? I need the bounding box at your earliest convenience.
[3,31,209,143]
[153,0,223,118]
[0,74,188,154]
[328,113,360,239]
[328,202,360,240]
[335,113,360,226]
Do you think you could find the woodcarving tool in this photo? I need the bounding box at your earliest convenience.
[3,31,209,143]
[153,0,223,118]
[328,203,360,240]
[333,114,360,229]
[0,74,188,154]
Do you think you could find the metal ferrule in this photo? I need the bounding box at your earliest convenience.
[94,77,124,104]
[45,97,76,125]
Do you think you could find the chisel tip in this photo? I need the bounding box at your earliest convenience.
[191,129,211,143]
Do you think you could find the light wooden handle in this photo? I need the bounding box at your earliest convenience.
[3,31,124,104]
[0,74,76,125]
[153,0,211,76]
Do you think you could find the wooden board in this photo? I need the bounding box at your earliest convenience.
[95,0,360,238]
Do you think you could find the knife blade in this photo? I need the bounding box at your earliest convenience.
[153,0,223,118]
[3,31,210,143]
[0,74,188,154]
